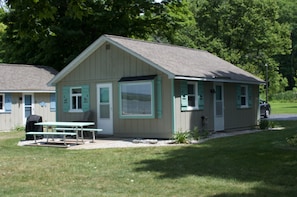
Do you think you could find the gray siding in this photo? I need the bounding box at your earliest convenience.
[56,43,173,138]
[224,83,259,130]
[174,81,259,133]
[174,80,214,133]
[0,93,56,131]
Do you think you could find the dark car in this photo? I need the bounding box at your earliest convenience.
[260,99,271,118]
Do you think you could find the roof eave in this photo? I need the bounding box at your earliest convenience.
[174,76,265,85]
[0,90,55,93]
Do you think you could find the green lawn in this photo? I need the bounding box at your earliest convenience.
[1,122,297,197]
[270,102,297,114]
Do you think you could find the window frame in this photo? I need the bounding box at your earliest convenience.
[119,80,155,119]
[70,87,83,112]
[187,82,198,110]
[0,94,4,112]
[240,85,248,108]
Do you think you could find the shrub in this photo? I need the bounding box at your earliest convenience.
[259,119,269,130]
[173,131,190,144]
[189,127,210,140]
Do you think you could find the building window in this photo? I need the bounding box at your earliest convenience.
[0,94,4,112]
[187,82,197,109]
[71,87,82,111]
[240,85,248,107]
[180,81,204,111]
[236,84,252,109]
[120,81,154,118]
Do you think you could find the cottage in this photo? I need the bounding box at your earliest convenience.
[0,64,57,131]
[49,35,264,138]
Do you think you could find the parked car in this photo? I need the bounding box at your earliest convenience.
[260,99,271,118]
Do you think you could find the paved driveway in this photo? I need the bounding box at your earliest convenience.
[267,114,297,121]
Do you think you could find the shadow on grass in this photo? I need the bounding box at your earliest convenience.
[133,132,297,196]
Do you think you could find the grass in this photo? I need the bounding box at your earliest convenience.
[1,122,297,197]
[270,102,297,114]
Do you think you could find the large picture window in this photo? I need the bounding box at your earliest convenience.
[120,81,154,118]
[0,94,4,112]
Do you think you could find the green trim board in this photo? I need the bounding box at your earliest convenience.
[171,79,175,134]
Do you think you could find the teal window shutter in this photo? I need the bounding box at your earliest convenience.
[50,93,56,112]
[180,80,188,111]
[248,85,252,107]
[198,82,204,110]
[236,85,241,108]
[62,86,70,112]
[156,76,162,118]
[82,85,90,112]
[5,93,12,112]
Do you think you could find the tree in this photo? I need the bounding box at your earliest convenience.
[187,0,291,97]
[275,0,297,90]
[0,0,191,71]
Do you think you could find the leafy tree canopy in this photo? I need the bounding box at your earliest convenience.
[0,0,194,70]
[186,0,291,97]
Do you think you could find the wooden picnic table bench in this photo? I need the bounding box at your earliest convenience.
[26,132,77,146]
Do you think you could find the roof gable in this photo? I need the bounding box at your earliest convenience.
[0,64,58,92]
[49,35,264,85]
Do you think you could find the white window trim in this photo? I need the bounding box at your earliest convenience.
[0,94,4,112]
[187,82,199,110]
[70,87,83,112]
[119,80,155,118]
[240,85,248,108]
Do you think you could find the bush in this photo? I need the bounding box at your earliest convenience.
[190,127,210,140]
[173,131,190,144]
[270,90,297,102]
[259,119,269,130]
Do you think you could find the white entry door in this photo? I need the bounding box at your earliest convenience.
[214,83,224,131]
[97,83,113,135]
[23,94,34,124]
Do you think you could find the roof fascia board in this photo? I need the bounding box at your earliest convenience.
[174,76,265,85]
[48,36,107,86]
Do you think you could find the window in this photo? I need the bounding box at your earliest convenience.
[120,81,154,118]
[50,93,56,112]
[63,85,89,112]
[180,81,204,111]
[236,84,252,108]
[240,85,248,107]
[187,82,197,109]
[0,94,4,112]
[71,87,82,111]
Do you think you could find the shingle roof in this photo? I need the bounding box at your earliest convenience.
[49,34,264,85]
[0,64,58,92]
[106,35,264,84]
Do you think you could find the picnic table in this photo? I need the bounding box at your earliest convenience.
[27,122,101,146]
